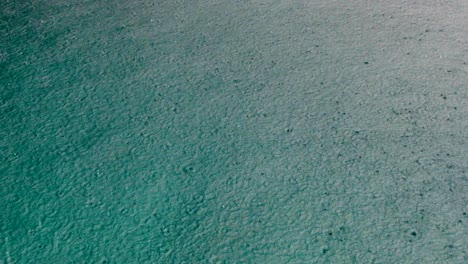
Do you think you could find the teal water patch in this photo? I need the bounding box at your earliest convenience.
[1,0,467,263]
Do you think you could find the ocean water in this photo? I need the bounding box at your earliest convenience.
[1,0,467,263]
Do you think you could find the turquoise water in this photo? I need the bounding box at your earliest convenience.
[1,0,467,263]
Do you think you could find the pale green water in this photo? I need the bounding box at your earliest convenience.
[1,0,467,263]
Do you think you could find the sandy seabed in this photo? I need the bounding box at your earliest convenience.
[1,0,467,263]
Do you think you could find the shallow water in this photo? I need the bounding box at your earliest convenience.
[1,0,467,263]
